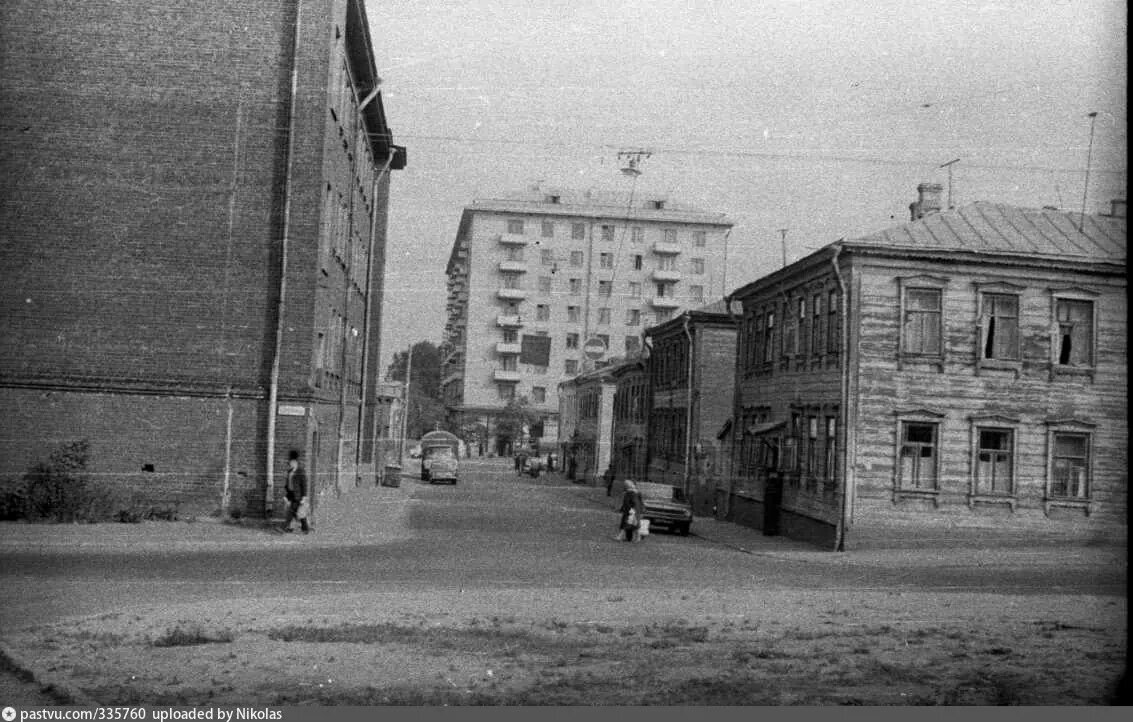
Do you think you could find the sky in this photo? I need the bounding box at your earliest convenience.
[369,0,1127,371]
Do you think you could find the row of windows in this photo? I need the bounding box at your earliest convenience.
[505,219,709,247]
[525,303,695,325]
[613,379,648,424]
[899,282,1095,370]
[497,384,547,403]
[741,287,841,374]
[648,409,688,461]
[737,411,839,494]
[504,276,703,298]
[650,337,690,389]
[502,247,710,273]
[896,419,1093,502]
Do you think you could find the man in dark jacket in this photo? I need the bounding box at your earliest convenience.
[280,450,310,534]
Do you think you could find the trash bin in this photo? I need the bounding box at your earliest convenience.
[382,464,402,488]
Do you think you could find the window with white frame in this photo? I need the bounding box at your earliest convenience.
[565,359,578,374]
[599,253,613,269]
[566,333,579,349]
[600,225,615,242]
[693,230,706,247]
[1049,430,1091,499]
[598,280,612,297]
[690,258,705,274]
[570,251,584,267]
[571,223,586,240]
[974,427,1014,495]
[538,276,552,293]
[629,282,642,298]
[898,420,939,490]
[663,229,677,244]
[541,221,554,238]
[1055,298,1094,367]
[690,285,704,302]
[980,292,1021,361]
[541,249,554,266]
[569,278,582,295]
[631,227,644,244]
[626,309,641,326]
[507,219,524,234]
[902,288,943,355]
[536,304,550,321]
[567,305,580,322]
[598,307,611,324]
[658,255,677,271]
[505,245,524,261]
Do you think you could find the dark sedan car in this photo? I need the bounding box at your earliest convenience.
[635,481,693,535]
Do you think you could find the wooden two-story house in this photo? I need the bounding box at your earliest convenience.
[730,194,1126,549]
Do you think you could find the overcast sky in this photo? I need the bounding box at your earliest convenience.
[370,0,1127,370]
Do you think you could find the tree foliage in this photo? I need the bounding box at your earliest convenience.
[495,396,543,445]
[385,341,446,438]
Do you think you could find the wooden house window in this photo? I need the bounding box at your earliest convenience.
[1055,299,1093,367]
[980,293,1020,361]
[903,289,942,355]
[763,310,776,364]
[898,422,938,491]
[974,428,1014,495]
[824,416,838,482]
[1050,433,1089,498]
[812,293,824,357]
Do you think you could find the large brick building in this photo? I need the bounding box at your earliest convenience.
[729,188,1126,549]
[0,0,405,519]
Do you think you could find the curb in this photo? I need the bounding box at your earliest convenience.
[0,641,101,706]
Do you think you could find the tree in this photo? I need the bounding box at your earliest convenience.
[385,341,446,438]
[495,396,542,449]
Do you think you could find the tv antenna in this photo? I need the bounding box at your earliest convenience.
[1079,112,1099,231]
[618,149,652,177]
[939,158,960,209]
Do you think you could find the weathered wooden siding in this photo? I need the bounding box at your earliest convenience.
[848,255,1127,541]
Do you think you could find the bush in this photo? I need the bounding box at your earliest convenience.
[23,440,95,522]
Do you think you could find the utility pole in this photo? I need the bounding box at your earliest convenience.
[398,343,414,460]
[1079,111,1099,231]
[939,158,961,209]
[778,229,788,268]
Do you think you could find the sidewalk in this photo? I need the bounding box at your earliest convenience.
[0,470,417,553]
[557,471,1127,570]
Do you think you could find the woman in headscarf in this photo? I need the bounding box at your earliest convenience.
[618,480,645,542]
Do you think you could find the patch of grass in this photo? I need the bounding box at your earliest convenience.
[150,624,234,648]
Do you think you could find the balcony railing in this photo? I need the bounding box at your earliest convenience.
[649,296,681,309]
[652,240,681,255]
[497,287,527,300]
[497,233,528,246]
[496,314,524,328]
[652,268,681,282]
[496,342,522,355]
[498,260,528,273]
[493,369,522,382]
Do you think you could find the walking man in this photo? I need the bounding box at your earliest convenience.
[280,449,310,534]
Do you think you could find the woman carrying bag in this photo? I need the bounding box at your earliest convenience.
[617,480,646,542]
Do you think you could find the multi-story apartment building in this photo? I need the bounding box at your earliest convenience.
[729,187,1126,549]
[443,186,732,454]
[0,0,405,519]
[644,300,740,516]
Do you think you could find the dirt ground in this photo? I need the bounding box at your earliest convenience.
[5,586,1126,705]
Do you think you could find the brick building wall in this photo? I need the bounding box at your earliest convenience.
[0,0,402,518]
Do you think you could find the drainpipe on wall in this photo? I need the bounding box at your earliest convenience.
[723,293,742,520]
[355,149,398,474]
[830,242,852,551]
[681,313,695,499]
[264,0,304,519]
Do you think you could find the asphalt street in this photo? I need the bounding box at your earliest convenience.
[0,458,1126,634]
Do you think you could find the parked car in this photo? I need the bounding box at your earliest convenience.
[635,481,693,535]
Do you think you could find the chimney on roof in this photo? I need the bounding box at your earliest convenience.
[909,183,944,221]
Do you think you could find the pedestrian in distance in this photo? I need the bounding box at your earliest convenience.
[279,450,310,534]
[516,448,528,477]
[617,480,645,542]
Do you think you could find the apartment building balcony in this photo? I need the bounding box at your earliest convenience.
[496,233,528,246]
[649,296,681,309]
[652,240,682,255]
[496,314,524,328]
[498,260,528,273]
[652,268,681,282]
[497,287,527,301]
[495,342,522,355]
[493,369,522,382]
